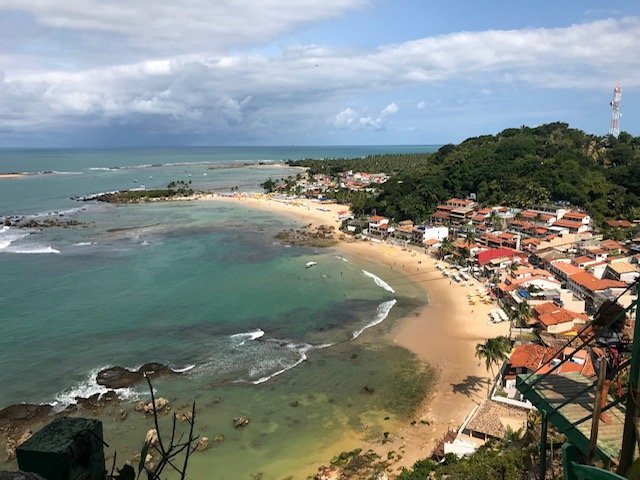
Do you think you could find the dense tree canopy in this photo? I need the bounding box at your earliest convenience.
[289,123,640,224]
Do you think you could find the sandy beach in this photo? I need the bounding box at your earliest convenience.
[205,193,509,472]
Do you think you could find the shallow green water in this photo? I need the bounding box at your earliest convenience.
[0,147,434,478]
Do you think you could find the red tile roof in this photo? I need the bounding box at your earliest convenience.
[509,344,548,372]
[570,271,626,292]
[601,239,624,251]
[552,219,585,229]
[534,303,588,328]
[370,215,385,222]
[477,248,515,265]
[552,261,584,277]
[606,220,634,228]
[572,256,596,266]
[563,211,588,220]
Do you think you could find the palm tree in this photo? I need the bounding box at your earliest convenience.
[465,227,477,246]
[475,336,512,397]
[510,300,531,328]
[437,236,454,259]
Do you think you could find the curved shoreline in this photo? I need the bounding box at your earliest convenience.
[204,193,509,473]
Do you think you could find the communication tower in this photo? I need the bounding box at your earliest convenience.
[609,82,622,138]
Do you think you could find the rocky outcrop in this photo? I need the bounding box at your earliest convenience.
[96,363,181,389]
[232,416,249,428]
[194,437,211,452]
[2,216,85,229]
[274,225,337,247]
[0,405,52,424]
[134,398,169,415]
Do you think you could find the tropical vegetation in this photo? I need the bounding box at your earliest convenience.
[287,123,640,225]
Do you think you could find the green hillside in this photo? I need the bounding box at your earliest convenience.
[290,123,640,224]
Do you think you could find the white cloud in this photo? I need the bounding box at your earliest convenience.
[331,103,398,130]
[2,16,640,139]
[1,0,368,59]
[332,107,356,127]
[381,102,398,116]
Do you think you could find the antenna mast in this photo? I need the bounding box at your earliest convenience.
[609,82,622,138]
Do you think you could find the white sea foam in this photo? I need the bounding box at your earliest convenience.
[31,207,85,218]
[173,364,196,373]
[230,328,265,345]
[362,270,395,293]
[74,242,94,246]
[0,227,30,252]
[52,367,140,411]
[10,245,60,254]
[251,342,312,384]
[88,167,119,171]
[352,299,397,339]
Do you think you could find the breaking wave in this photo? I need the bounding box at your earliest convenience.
[362,269,395,293]
[352,299,397,339]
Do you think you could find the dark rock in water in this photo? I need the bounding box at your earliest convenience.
[289,400,299,408]
[362,385,375,394]
[96,363,181,389]
[233,415,249,428]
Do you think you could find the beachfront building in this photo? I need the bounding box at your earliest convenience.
[496,274,561,309]
[367,215,390,239]
[431,198,478,225]
[412,225,449,244]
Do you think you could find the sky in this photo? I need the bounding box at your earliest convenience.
[1,0,639,147]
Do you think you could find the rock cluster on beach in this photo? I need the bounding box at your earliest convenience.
[274,224,337,247]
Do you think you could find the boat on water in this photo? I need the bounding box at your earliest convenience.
[305,261,318,268]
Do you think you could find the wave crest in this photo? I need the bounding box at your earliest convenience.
[362,270,395,293]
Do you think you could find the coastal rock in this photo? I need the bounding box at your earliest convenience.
[176,411,193,423]
[314,466,341,480]
[195,437,211,452]
[4,431,31,463]
[274,225,337,248]
[214,434,224,443]
[144,429,159,446]
[0,404,53,423]
[96,363,181,389]
[233,416,249,428]
[134,398,169,415]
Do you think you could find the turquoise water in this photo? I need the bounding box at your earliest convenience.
[0,146,436,478]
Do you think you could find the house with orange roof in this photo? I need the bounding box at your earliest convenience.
[550,218,591,234]
[561,210,591,225]
[606,220,634,229]
[502,343,595,402]
[571,256,599,268]
[533,302,588,334]
[549,260,585,282]
[367,215,390,239]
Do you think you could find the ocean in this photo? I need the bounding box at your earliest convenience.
[0,146,437,478]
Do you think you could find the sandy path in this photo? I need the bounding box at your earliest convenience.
[202,193,509,471]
